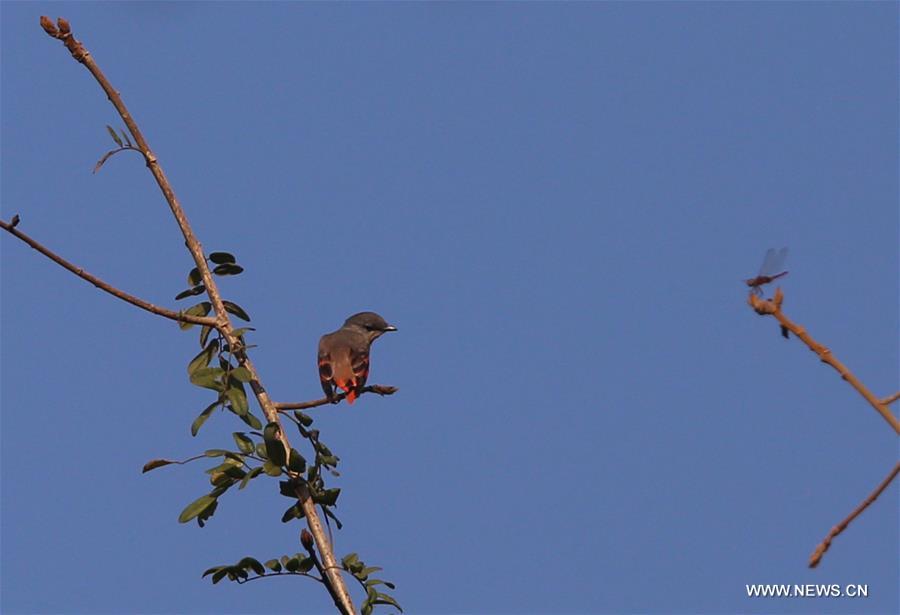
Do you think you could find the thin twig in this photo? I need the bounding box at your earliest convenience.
[0,217,217,327]
[235,571,324,585]
[880,391,900,405]
[40,18,355,613]
[808,462,900,568]
[276,385,399,411]
[749,290,900,434]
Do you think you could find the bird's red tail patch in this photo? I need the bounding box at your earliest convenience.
[335,378,357,404]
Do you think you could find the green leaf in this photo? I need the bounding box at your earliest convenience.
[297,556,314,573]
[314,487,341,507]
[178,302,212,331]
[374,593,403,611]
[264,559,282,572]
[141,459,176,473]
[284,556,301,572]
[263,422,286,466]
[202,566,224,578]
[188,267,202,287]
[293,411,314,427]
[178,494,216,523]
[223,300,251,322]
[209,252,236,264]
[190,367,225,391]
[342,553,359,568]
[238,557,265,576]
[199,325,213,348]
[209,483,232,498]
[288,449,306,473]
[204,449,231,457]
[359,566,382,579]
[120,130,132,147]
[279,480,297,498]
[281,504,302,523]
[361,604,373,615]
[106,124,123,146]
[211,568,228,584]
[175,285,205,301]
[232,432,255,454]
[239,412,263,430]
[239,466,263,490]
[196,499,218,528]
[188,340,219,376]
[231,327,255,338]
[324,506,343,529]
[319,455,339,468]
[224,386,249,416]
[210,472,236,487]
[230,366,252,382]
[209,462,245,480]
[213,263,244,276]
[191,401,220,436]
[263,460,282,477]
[366,585,378,604]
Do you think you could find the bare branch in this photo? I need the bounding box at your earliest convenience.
[0,217,217,327]
[749,290,900,434]
[40,18,355,612]
[276,385,399,411]
[880,391,900,405]
[808,462,900,568]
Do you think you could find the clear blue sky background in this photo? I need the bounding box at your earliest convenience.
[2,3,897,614]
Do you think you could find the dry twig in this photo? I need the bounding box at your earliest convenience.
[276,385,398,411]
[748,287,900,570]
[0,217,216,327]
[749,289,900,434]
[808,462,900,568]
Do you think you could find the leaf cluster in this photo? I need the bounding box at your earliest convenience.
[343,552,403,615]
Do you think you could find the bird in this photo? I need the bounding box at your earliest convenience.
[318,312,396,404]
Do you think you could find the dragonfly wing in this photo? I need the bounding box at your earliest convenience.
[759,247,788,276]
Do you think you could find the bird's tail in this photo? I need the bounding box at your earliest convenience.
[335,379,357,405]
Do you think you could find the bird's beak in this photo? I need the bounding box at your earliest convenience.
[384,325,397,332]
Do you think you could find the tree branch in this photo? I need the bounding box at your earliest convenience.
[808,461,900,568]
[880,391,900,405]
[276,385,399,411]
[749,289,900,434]
[1,217,217,327]
[40,17,355,613]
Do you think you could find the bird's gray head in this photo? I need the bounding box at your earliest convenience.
[343,311,397,341]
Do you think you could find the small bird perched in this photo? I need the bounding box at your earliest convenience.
[318,312,396,404]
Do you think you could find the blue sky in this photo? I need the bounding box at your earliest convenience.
[2,2,897,614]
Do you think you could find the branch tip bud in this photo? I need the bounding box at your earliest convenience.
[40,16,59,36]
[300,529,314,551]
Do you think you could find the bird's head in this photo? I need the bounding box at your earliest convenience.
[343,311,397,341]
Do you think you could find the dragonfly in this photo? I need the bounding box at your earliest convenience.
[745,247,788,295]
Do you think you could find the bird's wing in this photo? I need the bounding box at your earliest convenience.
[317,336,335,399]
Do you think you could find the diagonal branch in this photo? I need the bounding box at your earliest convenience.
[749,290,900,434]
[276,385,399,411]
[808,461,900,568]
[1,217,217,327]
[40,17,355,614]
